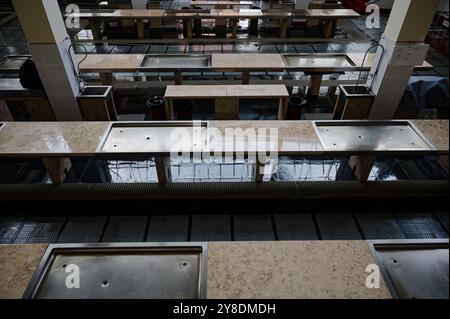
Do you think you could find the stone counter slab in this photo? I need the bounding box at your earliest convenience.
[1,241,391,299]
[0,244,48,299]
[207,241,392,299]
[0,122,109,157]
[0,121,447,157]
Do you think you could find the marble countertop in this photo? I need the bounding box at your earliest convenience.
[305,9,360,18]
[165,85,228,98]
[0,244,48,299]
[413,120,449,153]
[0,121,447,157]
[76,53,429,73]
[165,85,289,98]
[113,9,165,18]
[212,54,286,70]
[207,241,392,299]
[0,242,391,299]
[78,54,144,72]
[0,122,110,157]
[226,84,289,97]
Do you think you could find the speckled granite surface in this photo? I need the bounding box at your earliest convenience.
[0,122,109,156]
[0,121,446,157]
[412,120,449,153]
[0,244,47,299]
[207,241,392,299]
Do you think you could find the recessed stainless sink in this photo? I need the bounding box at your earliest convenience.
[0,55,30,73]
[368,240,449,299]
[313,121,436,153]
[23,243,208,299]
[282,54,356,72]
[139,54,212,70]
[97,121,208,155]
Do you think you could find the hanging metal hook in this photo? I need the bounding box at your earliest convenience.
[67,42,88,94]
[355,42,385,92]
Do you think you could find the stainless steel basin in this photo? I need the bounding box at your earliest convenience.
[0,55,30,73]
[98,121,208,155]
[313,121,436,153]
[282,54,356,72]
[23,243,208,299]
[139,54,212,70]
[368,240,449,299]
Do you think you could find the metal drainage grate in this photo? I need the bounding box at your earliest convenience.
[234,214,275,241]
[191,215,231,241]
[355,214,405,240]
[315,214,363,240]
[14,216,66,244]
[57,216,107,243]
[434,212,449,233]
[147,215,189,242]
[395,213,448,239]
[275,214,319,240]
[102,216,148,243]
[0,216,25,244]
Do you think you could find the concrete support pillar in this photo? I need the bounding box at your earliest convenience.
[13,0,83,121]
[368,0,439,120]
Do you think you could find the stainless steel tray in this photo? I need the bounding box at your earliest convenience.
[0,55,30,73]
[368,240,449,299]
[140,54,212,70]
[23,243,208,299]
[282,54,356,72]
[97,121,208,155]
[313,121,436,153]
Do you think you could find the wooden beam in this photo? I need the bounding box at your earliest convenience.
[174,70,183,85]
[165,99,174,120]
[278,96,289,120]
[136,19,145,39]
[155,156,171,184]
[255,159,265,183]
[241,71,250,84]
[41,157,72,184]
[348,155,376,182]
[0,100,14,121]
